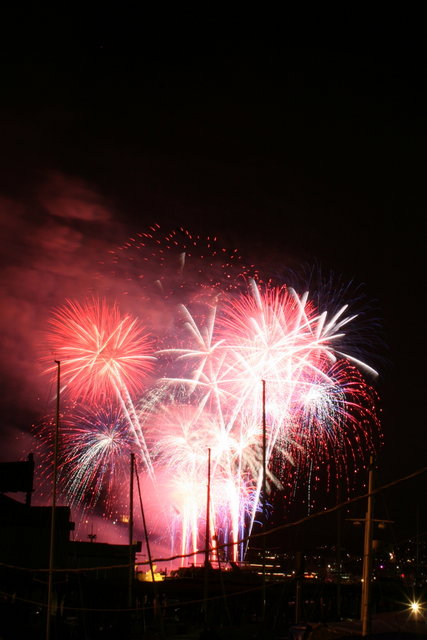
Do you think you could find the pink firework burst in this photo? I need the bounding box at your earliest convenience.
[45,297,156,402]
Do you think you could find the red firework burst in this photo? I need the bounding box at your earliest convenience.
[44,297,156,401]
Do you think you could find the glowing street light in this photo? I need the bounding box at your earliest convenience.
[410,600,421,614]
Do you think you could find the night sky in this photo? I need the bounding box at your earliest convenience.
[1,11,426,550]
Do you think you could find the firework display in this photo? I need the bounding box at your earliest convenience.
[35,225,381,565]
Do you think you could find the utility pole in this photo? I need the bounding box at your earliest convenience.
[134,461,165,638]
[46,360,60,640]
[203,448,211,628]
[361,455,374,637]
[261,379,267,622]
[346,457,392,636]
[336,473,345,620]
[128,453,135,610]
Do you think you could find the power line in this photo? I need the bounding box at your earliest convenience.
[2,464,426,575]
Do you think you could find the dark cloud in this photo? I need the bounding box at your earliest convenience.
[38,172,113,222]
[0,174,128,436]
